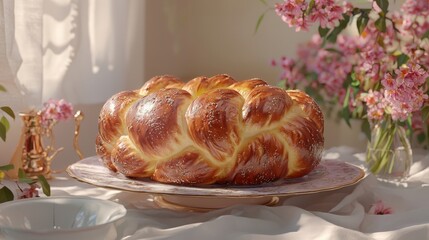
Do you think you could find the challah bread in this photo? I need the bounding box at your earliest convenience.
[96,74,324,185]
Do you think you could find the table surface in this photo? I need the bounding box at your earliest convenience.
[6,146,429,240]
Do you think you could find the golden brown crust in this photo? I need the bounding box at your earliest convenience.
[186,88,244,161]
[182,74,236,97]
[287,90,324,133]
[225,134,289,185]
[139,75,184,96]
[126,88,192,157]
[243,86,293,126]
[97,90,141,170]
[95,74,324,185]
[280,117,324,178]
[111,136,151,178]
[152,151,219,184]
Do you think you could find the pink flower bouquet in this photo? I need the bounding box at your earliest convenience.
[263,0,429,177]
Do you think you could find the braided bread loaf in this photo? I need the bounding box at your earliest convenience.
[96,74,324,185]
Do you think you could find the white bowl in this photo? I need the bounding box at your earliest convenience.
[0,196,127,240]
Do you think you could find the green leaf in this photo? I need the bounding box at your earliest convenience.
[343,73,353,88]
[422,105,429,122]
[397,53,409,67]
[375,16,387,32]
[18,168,25,179]
[361,118,371,141]
[356,14,369,35]
[426,124,429,147]
[351,75,360,87]
[18,168,36,184]
[37,175,51,196]
[0,84,6,92]
[0,186,14,203]
[254,12,266,34]
[304,86,324,105]
[327,14,350,43]
[0,121,6,141]
[258,0,267,5]
[375,0,389,14]
[318,26,329,38]
[0,106,15,119]
[0,164,14,171]
[341,87,352,127]
[0,116,10,131]
[417,132,426,144]
[305,0,316,16]
[422,29,429,39]
[324,48,342,54]
[277,79,286,89]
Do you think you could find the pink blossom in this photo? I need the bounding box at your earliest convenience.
[275,0,346,32]
[337,35,361,56]
[311,48,351,96]
[369,200,393,215]
[395,63,428,88]
[354,46,391,84]
[343,1,354,15]
[402,0,429,17]
[362,90,383,107]
[17,184,40,199]
[381,73,398,90]
[276,56,306,88]
[362,90,386,120]
[40,99,74,126]
[275,1,307,31]
[271,59,277,67]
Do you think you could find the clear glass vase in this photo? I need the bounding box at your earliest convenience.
[366,117,413,182]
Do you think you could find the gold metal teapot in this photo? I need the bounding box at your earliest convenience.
[7,110,84,179]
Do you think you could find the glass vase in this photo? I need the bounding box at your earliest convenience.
[366,117,413,182]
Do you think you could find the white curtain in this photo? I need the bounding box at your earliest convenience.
[1,0,144,107]
[0,0,145,165]
[43,0,144,104]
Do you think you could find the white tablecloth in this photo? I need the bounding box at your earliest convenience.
[37,147,429,239]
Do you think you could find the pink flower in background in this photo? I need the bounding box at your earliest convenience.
[360,62,429,122]
[311,48,351,96]
[395,63,428,88]
[402,0,429,17]
[275,56,306,88]
[275,0,347,32]
[369,200,393,215]
[40,99,74,126]
[381,73,398,90]
[362,90,386,120]
[275,1,308,31]
[337,35,361,56]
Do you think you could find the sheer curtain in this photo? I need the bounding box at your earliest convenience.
[0,0,144,166]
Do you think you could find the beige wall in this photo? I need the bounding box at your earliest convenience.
[143,0,368,152]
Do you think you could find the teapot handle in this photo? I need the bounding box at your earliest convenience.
[73,110,84,160]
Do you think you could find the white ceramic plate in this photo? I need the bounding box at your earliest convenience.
[67,157,364,197]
